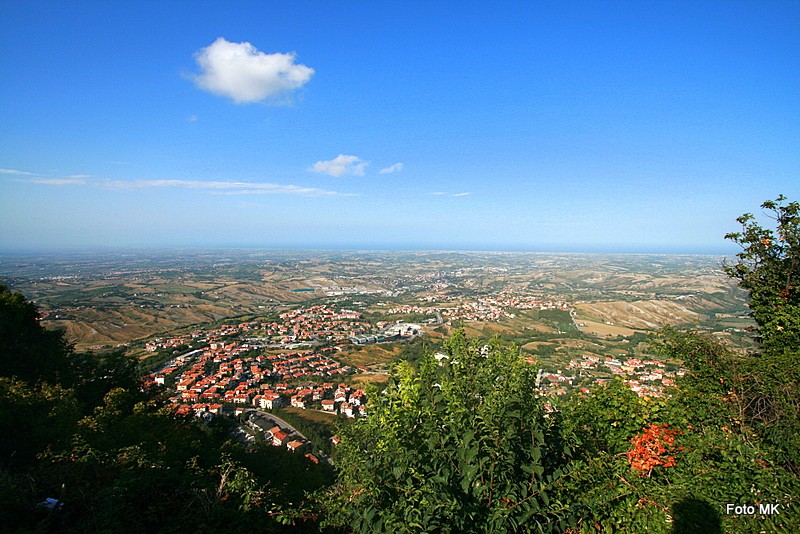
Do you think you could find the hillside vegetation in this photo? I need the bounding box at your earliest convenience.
[0,283,331,532]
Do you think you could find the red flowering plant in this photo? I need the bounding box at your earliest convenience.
[626,423,681,477]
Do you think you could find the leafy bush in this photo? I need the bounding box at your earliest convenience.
[318,331,575,533]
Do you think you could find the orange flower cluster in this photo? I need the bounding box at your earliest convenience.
[626,424,680,475]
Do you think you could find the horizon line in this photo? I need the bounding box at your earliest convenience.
[0,243,738,257]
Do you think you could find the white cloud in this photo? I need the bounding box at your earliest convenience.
[452,192,472,197]
[28,178,87,185]
[379,162,404,174]
[309,154,367,177]
[21,172,346,197]
[101,178,347,196]
[187,114,199,122]
[192,37,314,104]
[1,168,35,175]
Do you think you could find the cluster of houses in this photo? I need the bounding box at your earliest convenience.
[170,380,368,422]
[152,337,369,465]
[253,382,368,418]
[271,305,372,344]
[147,334,363,414]
[386,295,570,325]
[535,354,683,398]
[145,305,375,354]
[145,333,197,352]
[489,294,571,312]
[145,321,263,352]
[247,415,320,464]
[444,299,516,323]
[385,304,440,316]
[309,284,398,297]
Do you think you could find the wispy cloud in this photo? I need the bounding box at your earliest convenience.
[4,168,89,185]
[28,178,87,186]
[191,37,314,104]
[101,178,349,197]
[379,162,404,174]
[428,191,472,197]
[19,173,349,197]
[1,168,36,176]
[309,154,368,177]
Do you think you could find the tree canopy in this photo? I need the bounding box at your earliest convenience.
[0,283,71,384]
[724,195,800,354]
[0,284,328,532]
[318,331,575,533]
[723,196,800,468]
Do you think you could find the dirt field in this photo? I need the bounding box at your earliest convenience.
[44,303,250,350]
[338,344,402,367]
[574,299,705,330]
[574,319,638,337]
[350,373,391,388]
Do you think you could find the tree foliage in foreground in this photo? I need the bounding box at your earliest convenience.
[724,195,800,354]
[318,326,800,533]
[0,284,71,384]
[724,196,800,468]
[0,283,327,532]
[318,331,575,533]
[560,328,800,533]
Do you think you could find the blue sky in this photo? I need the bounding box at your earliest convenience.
[1,1,798,253]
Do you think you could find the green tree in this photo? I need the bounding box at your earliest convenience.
[0,377,81,468]
[0,283,71,384]
[559,379,651,457]
[317,331,574,533]
[723,196,800,468]
[724,195,800,354]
